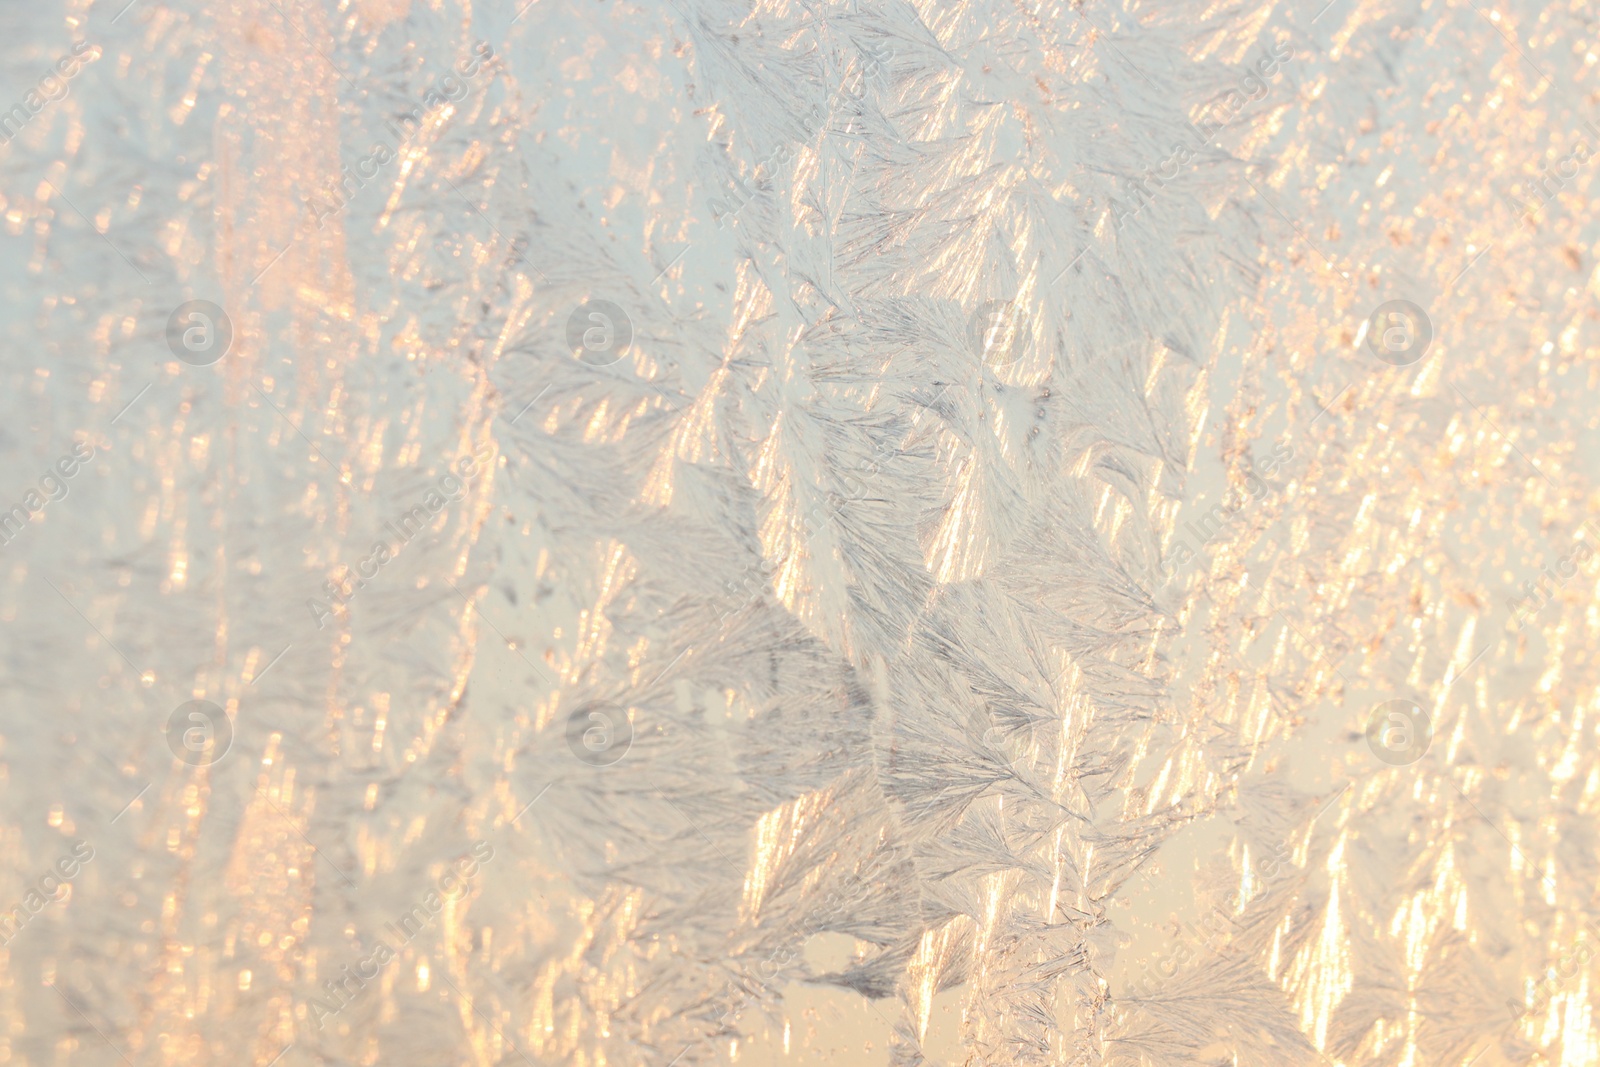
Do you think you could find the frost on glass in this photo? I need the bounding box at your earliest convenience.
[1,0,1597,1066]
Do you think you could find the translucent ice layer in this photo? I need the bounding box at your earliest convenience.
[1,1,1598,1066]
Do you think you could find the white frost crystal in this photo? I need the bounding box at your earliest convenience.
[1,0,1597,1065]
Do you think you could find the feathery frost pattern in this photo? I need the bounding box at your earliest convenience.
[1,0,1599,1065]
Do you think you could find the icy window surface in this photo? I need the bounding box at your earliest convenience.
[2,0,1598,1065]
